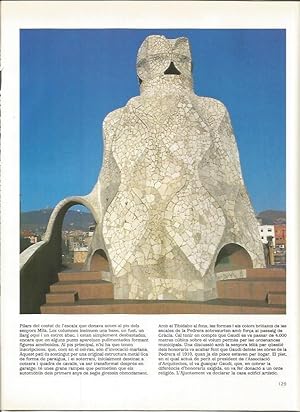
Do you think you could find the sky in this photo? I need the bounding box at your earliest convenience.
[20,29,285,213]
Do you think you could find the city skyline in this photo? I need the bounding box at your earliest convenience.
[21,29,286,213]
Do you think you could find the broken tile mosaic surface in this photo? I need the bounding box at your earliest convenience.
[89,35,265,300]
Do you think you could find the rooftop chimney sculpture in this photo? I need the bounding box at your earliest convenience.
[22,35,265,304]
[83,35,265,300]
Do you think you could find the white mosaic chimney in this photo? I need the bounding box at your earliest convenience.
[86,35,265,301]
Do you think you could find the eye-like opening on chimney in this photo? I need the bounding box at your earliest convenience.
[164,62,181,75]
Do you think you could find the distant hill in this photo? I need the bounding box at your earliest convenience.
[256,210,286,225]
[21,208,95,233]
[21,208,285,235]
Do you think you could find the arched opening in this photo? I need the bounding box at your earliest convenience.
[61,205,96,269]
[90,249,109,271]
[42,197,99,272]
[214,243,253,273]
[20,197,99,313]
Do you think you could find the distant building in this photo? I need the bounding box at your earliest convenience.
[84,225,95,248]
[88,225,95,236]
[21,230,41,245]
[274,224,286,249]
[61,229,92,264]
[258,225,275,247]
[73,246,89,264]
[64,230,87,251]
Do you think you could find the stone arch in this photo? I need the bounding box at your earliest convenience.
[20,195,99,313]
[43,196,99,269]
[214,243,253,273]
[90,249,109,271]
